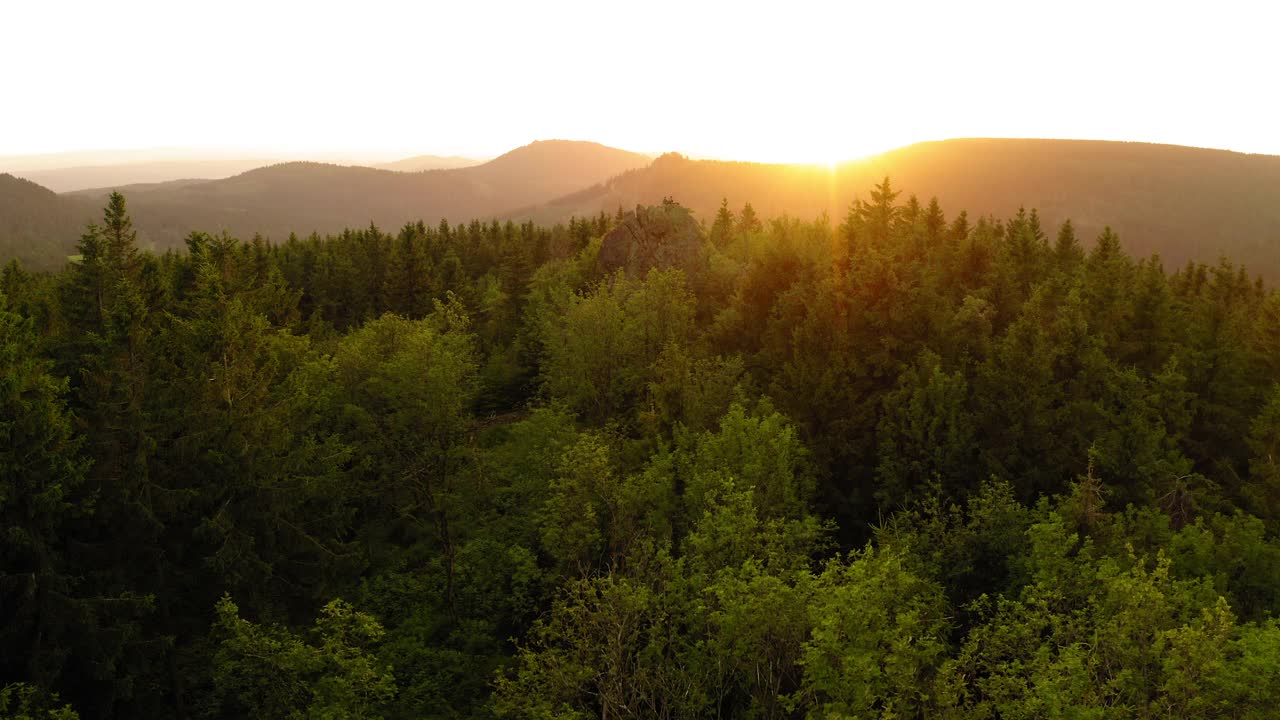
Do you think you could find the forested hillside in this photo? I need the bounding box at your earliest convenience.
[0,141,649,270]
[3,181,1280,718]
[522,139,1280,279]
[4,139,1278,278]
[0,174,95,269]
[66,140,650,252]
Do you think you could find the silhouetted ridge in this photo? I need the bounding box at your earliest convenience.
[48,140,651,254]
[518,138,1280,279]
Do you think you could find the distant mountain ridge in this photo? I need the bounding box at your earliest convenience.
[373,154,483,172]
[0,174,95,268]
[2,138,1279,279]
[7,158,282,193]
[0,148,423,191]
[517,139,1280,279]
[62,140,652,253]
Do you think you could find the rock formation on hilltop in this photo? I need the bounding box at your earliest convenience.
[598,199,703,276]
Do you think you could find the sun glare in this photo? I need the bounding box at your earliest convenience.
[721,136,891,168]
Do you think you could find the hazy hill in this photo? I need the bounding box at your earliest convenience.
[0,174,95,269]
[521,139,1280,278]
[373,154,483,172]
[0,148,417,191]
[5,138,1280,278]
[8,158,282,193]
[67,139,651,250]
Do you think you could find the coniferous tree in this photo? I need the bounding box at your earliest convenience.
[5,183,1280,718]
[710,197,735,247]
[0,291,90,694]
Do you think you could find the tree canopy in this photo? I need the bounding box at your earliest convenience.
[3,185,1279,718]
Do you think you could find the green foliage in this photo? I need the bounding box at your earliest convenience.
[0,684,79,720]
[876,350,977,507]
[537,268,695,423]
[798,548,950,718]
[7,187,1280,719]
[1244,384,1280,522]
[0,291,90,685]
[212,594,396,719]
[680,401,815,524]
[644,344,747,434]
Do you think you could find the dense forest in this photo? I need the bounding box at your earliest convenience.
[3,182,1280,719]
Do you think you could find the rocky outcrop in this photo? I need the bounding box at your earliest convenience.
[598,200,703,276]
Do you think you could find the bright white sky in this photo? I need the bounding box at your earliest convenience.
[2,0,1276,163]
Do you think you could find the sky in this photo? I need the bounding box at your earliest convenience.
[2,0,1277,164]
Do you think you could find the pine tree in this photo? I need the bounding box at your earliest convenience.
[384,224,432,318]
[710,198,735,247]
[859,176,900,244]
[0,290,90,692]
[737,202,762,234]
[55,193,166,712]
[1053,219,1084,274]
[924,197,947,242]
[948,210,970,244]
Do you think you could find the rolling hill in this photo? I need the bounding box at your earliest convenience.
[0,174,96,269]
[520,139,1280,278]
[65,139,652,252]
[8,158,283,193]
[3,138,1279,278]
[373,154,483,172]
